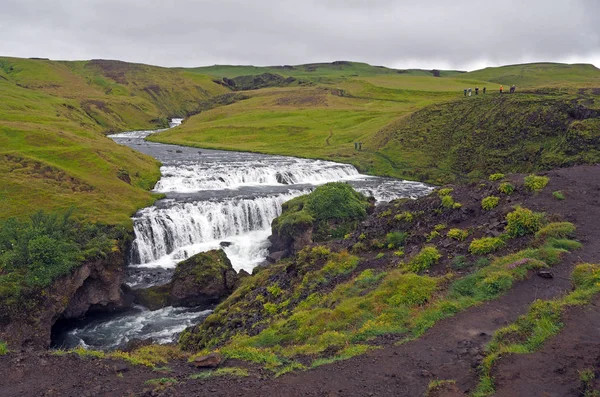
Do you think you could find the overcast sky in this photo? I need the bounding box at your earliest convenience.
[1,0,599,71]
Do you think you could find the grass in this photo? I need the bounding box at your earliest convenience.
[189,367,249,380]
[469,237,505,255]
[0,57,229,225]
[473,263,600,397]
[553,190,566,200]
[481,196,500,210]
[0,340,8,356]
[524,175,550,192]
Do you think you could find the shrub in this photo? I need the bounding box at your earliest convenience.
[441,195,462,209]
[406,246,441,273]
[375,253,385,259]
[447,228,469,241]
[469,237,505,255]
[437,188,453,197]
[434,224,447,231]
[498,182,515,195]
[305,182,370,221]
[524,175,549,192]
[394,212,413,222]
[426,230,440,242]
[571,264,600,289]
[505,207,545,237]
[386,231,408,248]
[552,191,565,200]
[351,242,366,253]
[481,196,500,210]
[534,222,576,240]
[0,340,8,356]
[489,173,505,181]
[386,274,438,306]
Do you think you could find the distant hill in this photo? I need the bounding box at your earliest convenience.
[462,62,600,88]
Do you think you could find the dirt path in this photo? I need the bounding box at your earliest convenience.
[2,165,599,397]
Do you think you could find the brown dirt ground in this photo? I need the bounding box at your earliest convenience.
[2,164,600,397]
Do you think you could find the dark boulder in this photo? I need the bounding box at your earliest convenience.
[133,250,239,310]
[192,352,222,368]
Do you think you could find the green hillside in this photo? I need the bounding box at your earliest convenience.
[151,62,600,183]
[462,62,600,88]
[0,57,229,224]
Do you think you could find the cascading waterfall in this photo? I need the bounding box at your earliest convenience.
[53,119,433,350]
[130,191,307,269]
[154,160,360,192]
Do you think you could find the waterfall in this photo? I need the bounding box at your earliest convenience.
[130,191,307,268]
[154,159,361,193]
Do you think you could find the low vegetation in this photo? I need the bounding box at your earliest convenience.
[469,237,505,255]
[481,196,500,210]
[474,263,600,397]
[0,210,120,308]
[447,228,469,241]
[524,175,550,192]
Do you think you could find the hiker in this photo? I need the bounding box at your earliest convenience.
[475,87,479,95]
[358,142,362,151]
[468,88,472,97]
[500,85,503,94]
[354,142,358,150]
[510,85,516,93]
[483,87,486,94]
[463,88,467,97]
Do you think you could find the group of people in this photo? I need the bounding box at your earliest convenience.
[463,85,516,96]
[463,87,485,96]
[354,142,363,151]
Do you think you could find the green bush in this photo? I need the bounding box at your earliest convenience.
[489,173,505,181]
[426,230,440,242]
[552,191,565,200]
[481,196,500,211]
[386,231,408,248]
[406,246,441,273]
[437,188,453,197]
[375,253,385,259]
[0,340,8,356]
[524,175,549,192]
[441,195,462,209]
[305,182,370,221]
[469,237,505,255]
[498,182,515,195]
[447,228,469,241]
[505,207,545,237]
[0,210,116,295]
[534,222,575,240]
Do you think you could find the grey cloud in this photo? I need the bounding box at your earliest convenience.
[0,0,599,69]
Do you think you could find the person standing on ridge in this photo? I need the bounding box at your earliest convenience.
[468,88,472,97]
[464,88,467,97]
[354,142,358,150]
[358,142,363,151]
[475,87,479,95]
[500,85,504,94]
[483,87,487,94]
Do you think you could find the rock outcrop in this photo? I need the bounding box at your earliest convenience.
[0,251,128,349]
[133,250,240,310]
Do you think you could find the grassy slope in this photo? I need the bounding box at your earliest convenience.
[0,57,229,224]
[151,62,600,183]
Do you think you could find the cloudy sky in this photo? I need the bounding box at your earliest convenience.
[1,0,599,70]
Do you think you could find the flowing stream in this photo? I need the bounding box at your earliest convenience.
[52,118,433,350]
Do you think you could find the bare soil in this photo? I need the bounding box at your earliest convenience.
[2,165,600,397]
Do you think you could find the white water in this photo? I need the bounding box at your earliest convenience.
[56,306,212,350]
[130,191,307,270]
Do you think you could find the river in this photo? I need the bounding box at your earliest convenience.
[52,119,433,350]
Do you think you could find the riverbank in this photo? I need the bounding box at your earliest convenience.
[3,164,600,396]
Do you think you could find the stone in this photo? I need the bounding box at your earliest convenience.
[112,362,130,373]
[219,241,233,248]
[538,271,554,279]
[193,353,222,368]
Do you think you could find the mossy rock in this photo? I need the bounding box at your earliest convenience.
[133,250,238,310]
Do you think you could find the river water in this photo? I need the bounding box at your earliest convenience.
[52,119,433,350]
